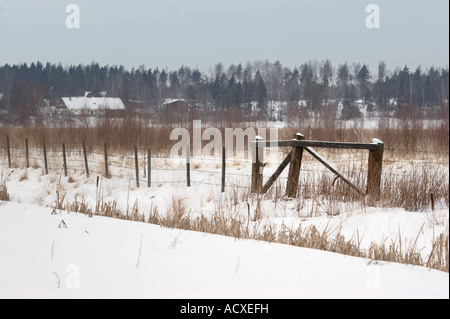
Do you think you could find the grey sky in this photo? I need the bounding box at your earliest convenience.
[0,0,448,74]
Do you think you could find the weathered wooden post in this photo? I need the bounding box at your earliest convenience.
[62,142,68,177]
[186,144,191,187]
[367,138,384,200]
[286,133,305,198]
[82,139,89,177]
[134,145,139,188]
[221,146,226,193]
[104,142,109,178]
[25,138,29,168]
[251,136,264,193]
[6,135,11,168]
[42,137,48,175]
[147,148,151,187]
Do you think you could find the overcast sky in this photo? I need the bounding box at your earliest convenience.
[0,0,448,74]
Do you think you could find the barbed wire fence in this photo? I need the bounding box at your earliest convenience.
[1,135,448,195]
[1,135,254,192]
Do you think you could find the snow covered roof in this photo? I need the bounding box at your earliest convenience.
[162,98,187,105]
[59,97,125,110]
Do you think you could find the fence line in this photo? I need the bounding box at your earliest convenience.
[1,136,231,192]
[2,135,448,194]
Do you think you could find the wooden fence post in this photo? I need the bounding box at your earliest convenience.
[104,142,109,178]
[25,138,29,168]
[251,136,264,193]
[147,148,151,187]
[82,139,89,177]
[134,145,139,188]
[286,133,305,198]
[62,142,67,177]
[42,137,48,175]
[367,138,384,200]
[221,146,226,193]
[6,135,11,168]
[186,144,191,187]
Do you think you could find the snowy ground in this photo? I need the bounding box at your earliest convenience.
[0,150,449,299]
[0,201,448,299]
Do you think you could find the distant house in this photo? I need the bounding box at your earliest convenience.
[162,99,188,109]
[56,92,125,115]
[160,99,189,122]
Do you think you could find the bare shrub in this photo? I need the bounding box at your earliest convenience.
[0,168,12,201]
[381,164,449,212]
[0,183,9,201]
[162,196,191,229]
[426,230,449,272]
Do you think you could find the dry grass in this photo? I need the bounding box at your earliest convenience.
[1,122,175,156]
[67,195,91,215]
[18,169,28,181]
[0,165,11,201]
[0,183,9,201]
[426,229,449,272]
[1,113,448,157]
[380,164,449,211]
[162,196,191,229]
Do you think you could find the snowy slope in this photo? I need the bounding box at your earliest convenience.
[3,161,448,265]
[0,201,448,299]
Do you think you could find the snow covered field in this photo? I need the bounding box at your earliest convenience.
[0,149,448,299]
[0,201,448,299]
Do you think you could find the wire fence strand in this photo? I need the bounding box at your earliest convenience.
[1,138,448,194]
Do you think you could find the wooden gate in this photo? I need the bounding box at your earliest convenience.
[251,133,384,199]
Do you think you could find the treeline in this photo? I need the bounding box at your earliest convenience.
[0,60,448,123]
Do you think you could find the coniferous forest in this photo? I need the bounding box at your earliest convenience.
[0,60,448,124]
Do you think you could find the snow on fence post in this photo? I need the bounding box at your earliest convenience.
[367,138,384,200]
[6,135,11,168]
[62,142,68,177]
[186,144,190,187]
[104,142,109,178]
[286,133,305,198]
[82,139,89,177]
[42,137,48,175]
[251,136,264,193]
[134,145,139,188]
[25,138,29,168]
[147,148,151,188]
